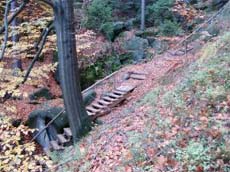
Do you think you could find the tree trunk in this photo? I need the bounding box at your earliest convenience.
[141,0,145,31]
[11,1,22,74]
[10,1,19,42]
[53,0,91,143]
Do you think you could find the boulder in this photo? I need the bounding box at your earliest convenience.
[114,31,149,62]
[82,89,97,106]
[135,27,157,38]
[28,89,96,132]
[150,39,169,54]
[101,19,137,41]
[211,0,229,9]
[124,36,149,50]
[113,21,126,33]
[207,24,220,36]
[131,50,145,62]
[100,21,126,41]
[146,36,156,45]
[124,18,137,30]
[29,87,53,101]
[124,36,149,61]
[28,107,68,132]
[194,0,229,10]
[28,107,66,151]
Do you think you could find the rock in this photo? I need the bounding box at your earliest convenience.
[82,89,96,106]
[101,18,138,41]
[124,18,137,30]
[194,1,209,10]
[200,31,213,41]
[122,73,130,80]
[151,39,169,54]
[11,119,22,127]
[101,22,125,41]
[131,50,145,62]
[113,21,125,34]
[28,106,68,150]
[124,36,149,50]
[146,36,156,45]
[114,31,149,62]
[30,116,51,151]
[187,0,198,4]
[194,0,229,10]
[27,106,66,151]
[211,0,229,9]
[28,107,68,132]
[29,87,53,101]
[28,89,96,135]
[207,24,220,36]
[124,36,149,61]
[135,27,157,38]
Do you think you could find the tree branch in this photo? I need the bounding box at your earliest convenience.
[0,0,28,34]
[34,20,54,50]
[22,22,54,84]
[31,109,65,142]
[0,0,14,60]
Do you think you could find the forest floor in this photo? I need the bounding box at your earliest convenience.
[1,1,230,172]
[51,32,230,172]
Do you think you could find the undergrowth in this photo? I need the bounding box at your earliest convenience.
[136,32,230,171]
[52,32,230,172]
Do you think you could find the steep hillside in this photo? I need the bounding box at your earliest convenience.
[52,31,230,172]
[1,1,230,172]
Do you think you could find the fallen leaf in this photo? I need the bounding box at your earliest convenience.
[125,165,133,172]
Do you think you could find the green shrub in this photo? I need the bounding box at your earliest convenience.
[176,141,212,172]
[146,0,184,36]
[159,20,182,36]
[84,0,112,30]
[100,22,114,41]
[146,0,175,25]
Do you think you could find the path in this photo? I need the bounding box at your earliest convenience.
[54,47,198,171]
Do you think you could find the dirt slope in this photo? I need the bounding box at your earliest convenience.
[51,41,199,171]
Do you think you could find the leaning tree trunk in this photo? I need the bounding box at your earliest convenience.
[53,0,91,142]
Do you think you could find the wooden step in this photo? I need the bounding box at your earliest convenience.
[107,93,123,99]
[112,90,127,95]
[102,96,118,102]
[98,99,112,106]
[87,111,96,116]
[48,84,136,151]
[86,106,101,113]
[63,128,72,139]
[92,103,106,109]
[130,71,148,75]
[130,74,146,80]
[116,85,135,93]
[50,141,64,151]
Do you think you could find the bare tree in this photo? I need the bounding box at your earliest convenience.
[0,0,91,143]
[10,0,22,73]
[141,0,145,31]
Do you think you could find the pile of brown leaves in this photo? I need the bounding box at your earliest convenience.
[0,116,53,172]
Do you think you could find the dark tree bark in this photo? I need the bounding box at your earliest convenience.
[11,1,19,42]
[53,0,91,142]
[11,1,22,72]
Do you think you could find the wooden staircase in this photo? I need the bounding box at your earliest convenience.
[49,85,135,151]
